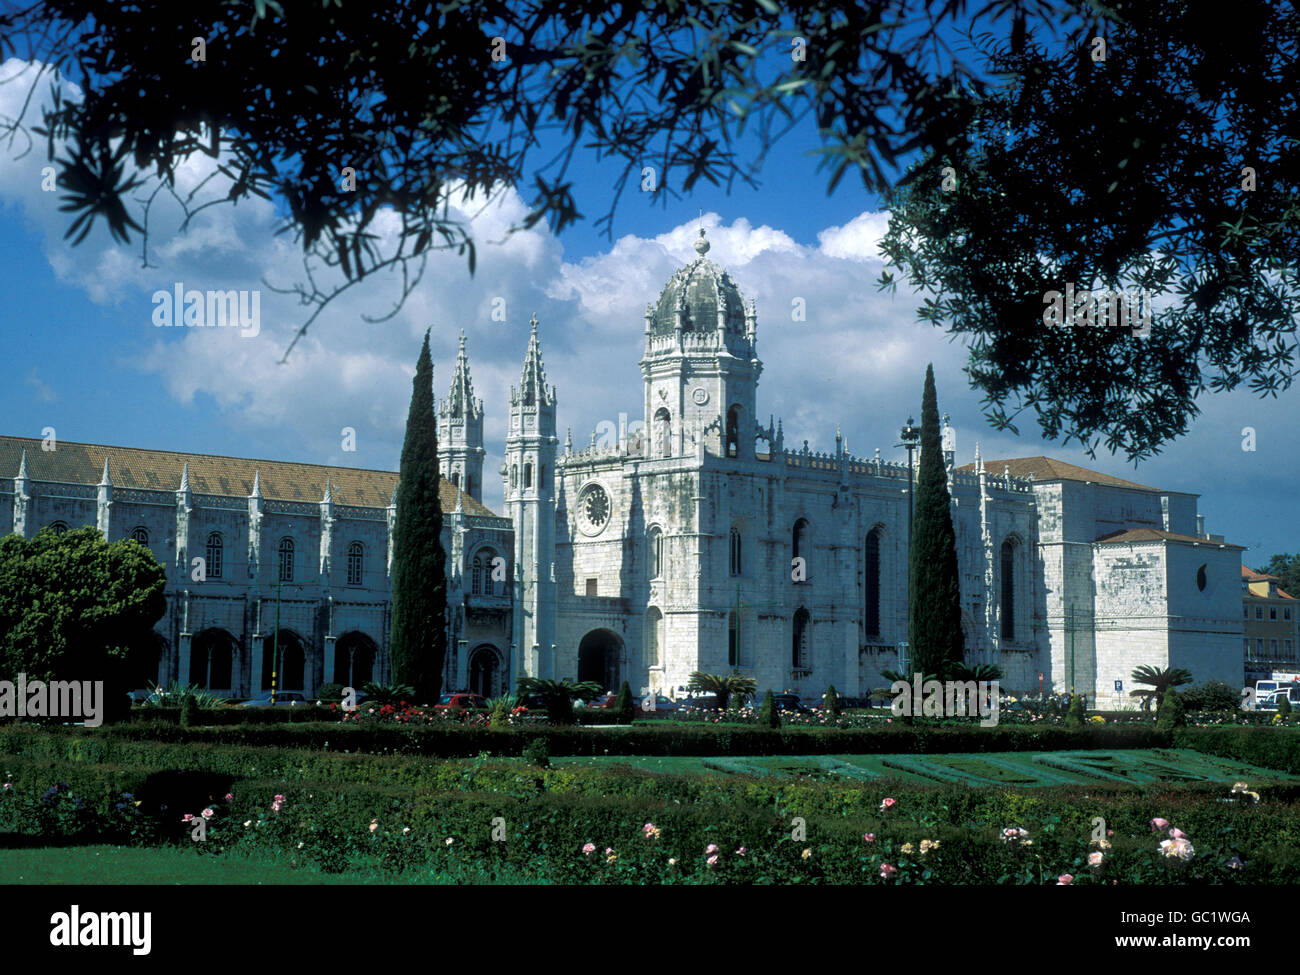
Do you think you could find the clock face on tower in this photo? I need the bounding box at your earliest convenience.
[691,386,709,405]
[576,483,611,536]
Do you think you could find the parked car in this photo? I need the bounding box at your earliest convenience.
[676,694,723,711]
[589,693,621,709]
[638,694,679,712]
[771,694,810,713]
[126,688,154,705]
[1257,686,1300,711]
[238,690,308,707]
[433,693,489,711]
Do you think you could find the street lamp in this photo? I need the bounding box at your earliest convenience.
[895,417,921,679]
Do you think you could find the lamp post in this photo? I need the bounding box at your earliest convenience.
[895,416,921,552]
[270,522,292,705]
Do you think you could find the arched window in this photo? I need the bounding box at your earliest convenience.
[792,518,809,560]
[510,465,518,489]
[346,541,363,586]
[130,526,149,546]
[792,608,811,670]
[864,528,881,637]
[471,555,485,595]
[278,537,295,583]
[48,522,68,537]
[206,532,224,579]
[728,610,739,667]
[729,527,742,576]
[654,408,672,458]
[466,474,475,498]
[648,527,663,579]
[1000,539,1015,641]
[726,405,741,458]
[524,463,533,489]
[645,607,664,669]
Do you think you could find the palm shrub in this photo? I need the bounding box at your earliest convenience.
[757,690,780,729]
[487,694,517,728]
[1157,688,1187,729]
[614,680,635,725]
[516,677,602,726]
[361,682,415,707]
[145,682,225,709]
[824,684,842,718]
[1129,665,1193,713]
[686,671,757,709]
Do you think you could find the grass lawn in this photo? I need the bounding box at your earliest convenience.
[551,748,1297,787]
[0,845,546,884]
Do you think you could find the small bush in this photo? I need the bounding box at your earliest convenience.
[614,681,635,725]
[1157,688,1187,730]
[1179,681,1241,712]
[179,696,200,728]
[522,738,550,768]
[316,683,345,705]
[1064,694,1085,729]
[1278,695,1293,721]
[824,685,842,718]
[757,691,780,729]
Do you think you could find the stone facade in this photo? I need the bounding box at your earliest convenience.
[0,230,1249,707]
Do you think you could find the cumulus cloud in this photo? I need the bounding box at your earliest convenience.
[0,55,1295,552]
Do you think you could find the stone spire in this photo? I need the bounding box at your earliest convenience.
[99,457,111,486]
[178,462,190,493]
[445,330,480,419]
[322,477,333,504]
[17,448,29,481]
[518,314,554,407]
[250,469,261,498]
[565,426,573,454]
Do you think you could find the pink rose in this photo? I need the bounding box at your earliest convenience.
[880,797,897,811]
[582,842,596,855]
[1087,852,1104,867]
[201,807,215,820]
[1168,827,1187,839]
[1056,874,1074,885]
[880,863,898,879]
[705,843,719,854]
[1150,817,1169,831]
[181,813,194,823]
[864,833,876,843]
[224,793,233,801]
[707,854,719,866]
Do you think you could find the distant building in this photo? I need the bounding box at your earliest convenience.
[1242,565,1299,684]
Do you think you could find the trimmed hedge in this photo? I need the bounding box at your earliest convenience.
[1174,727,1300,774]
[1,720,1173,758]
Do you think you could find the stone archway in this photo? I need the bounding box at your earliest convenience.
[468,645,502,698]
[578,628,623,692]
[335,631,378,688]
[191,628,236,691]
[262,629,306,692]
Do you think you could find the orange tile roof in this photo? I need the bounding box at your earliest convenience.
[955,456,1164,492]
[1097,527,1243,549]
[1243,565,1279,581]
[0,435,497,517]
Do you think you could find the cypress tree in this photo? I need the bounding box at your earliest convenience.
[389,329,447,703]
[908,364,964,679]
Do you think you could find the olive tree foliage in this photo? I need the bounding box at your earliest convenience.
[0,0,1079,358]
[877,0,1300,461]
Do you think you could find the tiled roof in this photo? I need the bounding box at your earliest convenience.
[955,456,1162,492]
[1243,565,1279,582]
[0,435,497,517]
[1096,528,1243,549]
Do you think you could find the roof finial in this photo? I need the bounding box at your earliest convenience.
[250,469,261,498]
[179,462,190,492]
[694,225,710,257]
[17,448,29,480]
[322,477,333,503]
[99,457,111,486]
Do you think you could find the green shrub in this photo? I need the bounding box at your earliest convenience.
[179,696,199,727]
[1278,695,1293,720]
[316,683,345,705]
[614,681,635,725]
[1157,688,1187,730]
[1179,681,1241,713]
[1065,694,1085,729]
[824,685,842,718]
[522,738,550,768]
[757,691,780,729]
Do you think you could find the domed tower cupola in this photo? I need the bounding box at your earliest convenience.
[639,224,763,461]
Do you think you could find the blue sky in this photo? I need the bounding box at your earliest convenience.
[0,54,1297,564]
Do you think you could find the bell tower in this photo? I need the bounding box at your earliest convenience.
[437,331,485,502]
[639,227,762,460]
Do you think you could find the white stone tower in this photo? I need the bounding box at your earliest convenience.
[639,227,762,460]
[505,316,558,679]
[438,331,486,503]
